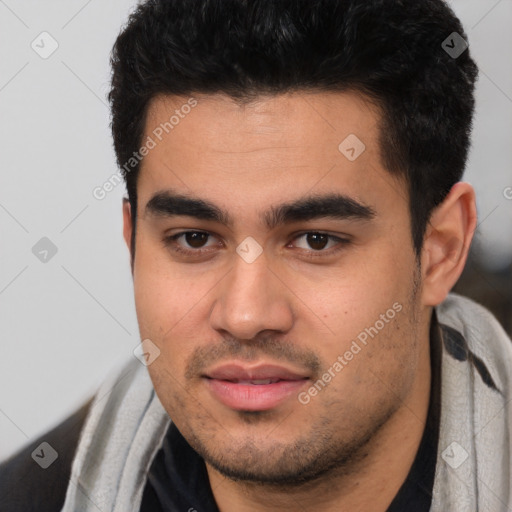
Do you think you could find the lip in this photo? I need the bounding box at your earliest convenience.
[205,363,309,382]
[203,363,310,411]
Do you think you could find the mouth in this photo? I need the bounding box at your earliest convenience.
[202,363,310,411]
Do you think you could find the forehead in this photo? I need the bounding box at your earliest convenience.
[143,90,381,157]
[138,91,406,221]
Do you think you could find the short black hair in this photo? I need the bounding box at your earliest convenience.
[109,0,478,257]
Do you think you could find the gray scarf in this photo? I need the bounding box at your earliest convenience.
[61,293,512,511]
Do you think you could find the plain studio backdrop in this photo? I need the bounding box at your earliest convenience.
[1,0,511,461]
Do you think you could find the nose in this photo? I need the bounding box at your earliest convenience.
[209,250,294,341]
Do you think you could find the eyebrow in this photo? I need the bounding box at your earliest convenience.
[145,189,376,229]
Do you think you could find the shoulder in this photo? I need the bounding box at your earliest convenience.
[0,398,92,512]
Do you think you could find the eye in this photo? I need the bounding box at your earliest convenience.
[163,230,350,260]
[289,232,350,256]
[164,231,220,255]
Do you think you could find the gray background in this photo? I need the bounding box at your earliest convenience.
[1,0,511,460]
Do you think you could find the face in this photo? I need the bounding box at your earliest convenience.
[124,91,428,485]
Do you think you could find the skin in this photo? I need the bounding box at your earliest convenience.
[122,91,476,511]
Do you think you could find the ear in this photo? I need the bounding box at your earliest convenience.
[420,182,477,306]
[122,198,134,267]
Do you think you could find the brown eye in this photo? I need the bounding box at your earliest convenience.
[306,233,329,250]
[163,230,220,257]
[184,232,209,248]
[291,232,351,257]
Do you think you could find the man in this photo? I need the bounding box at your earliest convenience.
[1,0,511,511]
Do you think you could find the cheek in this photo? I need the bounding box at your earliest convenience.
[302,259,416,388]
[132,236,213,334]
[322,305,418,414]
[311,262,409,338]
[132,238,222,378]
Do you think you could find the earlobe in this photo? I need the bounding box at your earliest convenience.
[420,182,477,306]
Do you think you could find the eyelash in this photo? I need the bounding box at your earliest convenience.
[163,231,351,259]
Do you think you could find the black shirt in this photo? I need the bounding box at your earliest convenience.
[140,316,442,512]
